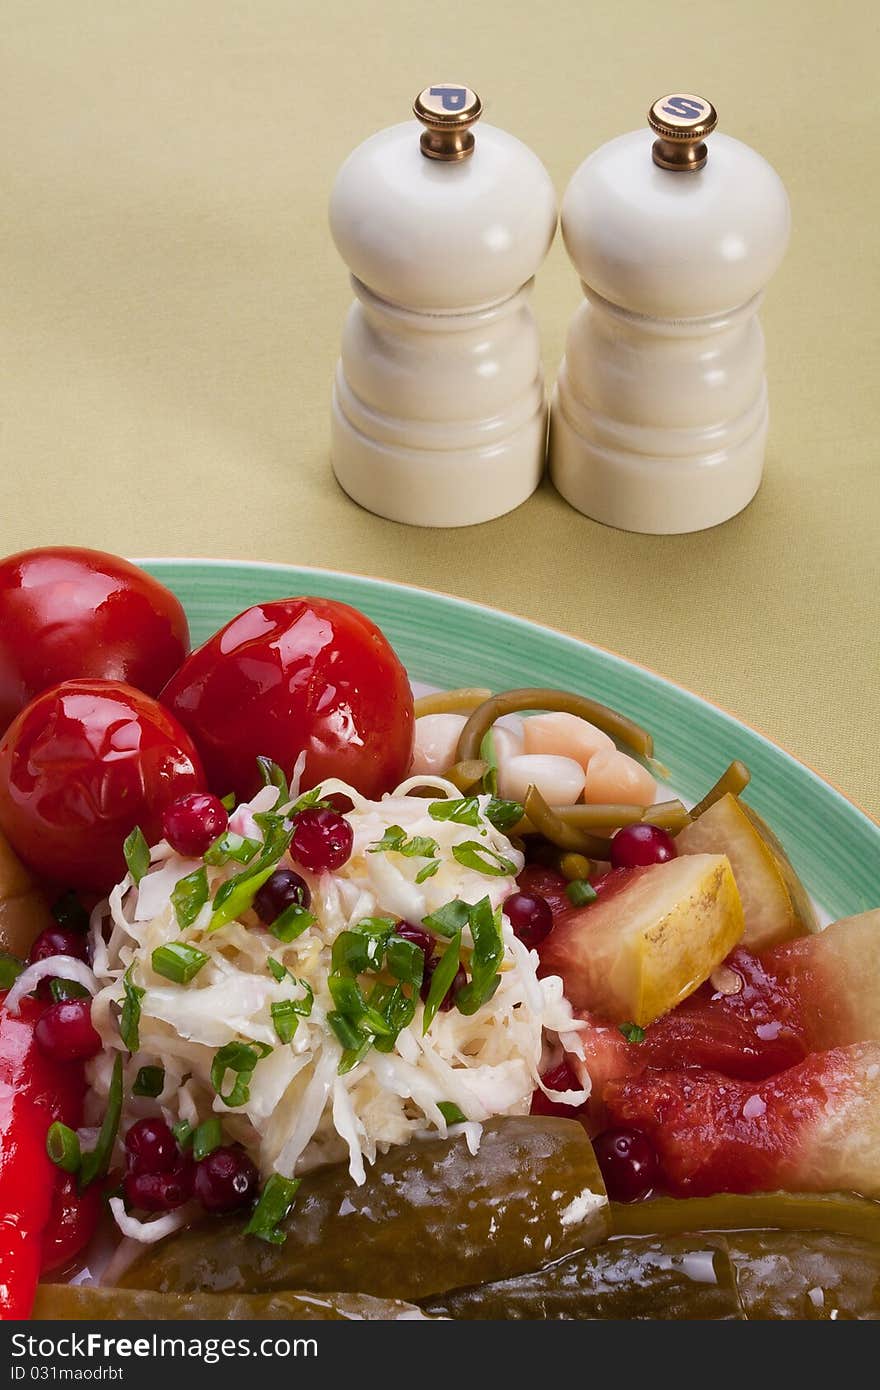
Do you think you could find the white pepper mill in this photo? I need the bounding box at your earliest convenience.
[330,85,557,527]
[549,94,791,534]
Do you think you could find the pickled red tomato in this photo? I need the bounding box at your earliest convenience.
[0,547,189,733]
[0,680,206,892]
[161,598,414,802]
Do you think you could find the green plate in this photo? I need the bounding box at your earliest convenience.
[141,559,879,923]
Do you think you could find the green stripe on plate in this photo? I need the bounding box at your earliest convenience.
[140,559,880,922]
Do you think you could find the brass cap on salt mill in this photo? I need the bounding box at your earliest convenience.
[413,83,482,161]
[648,93,718,171]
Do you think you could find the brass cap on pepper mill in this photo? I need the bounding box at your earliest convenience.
[413,84,482,161]
[648,93,718,171]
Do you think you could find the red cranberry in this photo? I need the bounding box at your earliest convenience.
[610,823,677,870]
[503,891,553,949]
[420,958,467,1012]
[28,927,89,965]
[34,999,101,1061]
[530,1060,584,1117]
[395,923,434,956]
[593,1126,658,1202]
[125,1118,179,1175]
[290,808,353,873]
[193,1145,258,1213]
[124,1162,193,1212]
[161,792,228,858]
[253,869,311,924]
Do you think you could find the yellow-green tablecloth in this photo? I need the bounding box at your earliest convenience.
[3,0,878,817]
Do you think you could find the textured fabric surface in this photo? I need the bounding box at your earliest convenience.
[2,0,878,817]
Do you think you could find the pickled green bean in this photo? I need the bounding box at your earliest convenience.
[689,760,751,821]
[515,799,691,837]
[414,688,492,718]
[522,786,612,858]
[456,689,653,764]
[441,759,490,793]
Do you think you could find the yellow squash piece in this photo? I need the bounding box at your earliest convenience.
[0,826,53,958]
[676,794,816,950]
[540,853,744,1027]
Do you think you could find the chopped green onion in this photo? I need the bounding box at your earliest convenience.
[353,915,398,936]
[80,1053,123,1188]
[152,941,209,984]
[0,952,24,990]
[438,1101,467,1125]
[566,879,598,907]
[451,841,516,877]
[49,978,90,1003]
[385,935,425,988]
[328,976,393,1035]
[245,1173,301,1245]
[454,896,503,1016]
[171,867,210,929]
[619,1021,646,1044]
[422,932,462,1033]
[415,859,441,883]
[220,792,236,812]
[204,831,261,867]
[209,864,277,932]
[119,967,144,1052]
[172,1120,194,1148]
[271,999,300,1044]
[51,891,90,933]
[422,898,471,938]
[267,956,289,983]
[132,1065,165,1098]
[338,1036,373,1074]
[327,1011,366,1052]
[210,1041,271,1108]
[331,930,370,977]
[207,811,297,933]
[123,826,151,885]
[370,984,415,1053]
[287,786,328,815]
[269,903,315,943]
[193,1117,223,1161]
[456,973,501,1016]
[256,756,289,804]
[46,1121,81,1174]
[291,980,314,1016]
[485,797,524,832]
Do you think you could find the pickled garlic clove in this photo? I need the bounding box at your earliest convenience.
[498,754,586,806]
[584,750,656,807]
[522,712,614,769]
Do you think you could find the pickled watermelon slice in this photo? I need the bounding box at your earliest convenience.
[604,1042,880,1197]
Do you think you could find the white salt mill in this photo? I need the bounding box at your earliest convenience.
[330,85,557,527]
[549,95,791,533]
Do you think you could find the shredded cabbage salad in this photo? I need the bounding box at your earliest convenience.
[86,770,588,1239]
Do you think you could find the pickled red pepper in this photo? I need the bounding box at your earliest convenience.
[0,993,85,1319]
